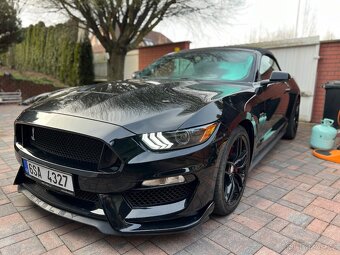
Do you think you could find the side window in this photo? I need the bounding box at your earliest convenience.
[259,55,280,80]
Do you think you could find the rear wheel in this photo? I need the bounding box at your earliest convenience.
[213,126,251,216]
[283,99,300,140]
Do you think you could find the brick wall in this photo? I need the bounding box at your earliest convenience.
[0,76,56,100]
[312,42,340,123]
[138,41,191,70]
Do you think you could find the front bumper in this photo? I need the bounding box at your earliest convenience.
[13,111,222,234]
[18,184,214,235]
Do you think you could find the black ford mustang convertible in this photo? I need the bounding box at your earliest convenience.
[14,47,300,235]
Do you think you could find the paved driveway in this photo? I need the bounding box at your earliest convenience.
[0,104,339,255]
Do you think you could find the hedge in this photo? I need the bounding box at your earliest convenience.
[0,20,94,86]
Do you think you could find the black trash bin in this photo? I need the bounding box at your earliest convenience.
[323,81,340,128]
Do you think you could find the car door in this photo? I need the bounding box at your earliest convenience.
[250,55,290,153]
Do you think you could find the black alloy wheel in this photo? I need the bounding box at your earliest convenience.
[213,126,251,215]
[283,99,300,140]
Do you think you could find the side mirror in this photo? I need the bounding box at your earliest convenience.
[269,71,291,82]
[132,71,141,79]
[260,71,291,87]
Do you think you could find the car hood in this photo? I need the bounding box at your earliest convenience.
[27,79,253,133]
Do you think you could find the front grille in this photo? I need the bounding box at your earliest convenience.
[124,182,196,208]
[17,125,119,170]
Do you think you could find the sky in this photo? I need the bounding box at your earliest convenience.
[19,0,340,48]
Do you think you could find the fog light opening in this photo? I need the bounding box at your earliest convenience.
[142,175,185,187]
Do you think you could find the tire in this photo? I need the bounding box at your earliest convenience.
[213,126,251,216]
[283,99,300,140]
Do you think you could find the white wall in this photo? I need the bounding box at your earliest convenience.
[124,50,139,79]
[93,50,139,81]
[269,44,320,122]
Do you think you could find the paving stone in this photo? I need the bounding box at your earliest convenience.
[271,177,301,191]
[0,198,10,206]
[185,237,230,255]
[20,206,50,222]
[331,179,340,189]
[127,236,151,246]
[251,227,292,253]
[60,226,104,252]
[257,165,280,173]
[282,189,316,207]
[322,225,340,242]
[305,242,340,255]
[312,197,340,214]
[281,224,320,246]
[243,195,274,210]
[296,183,313,191]
[254,246,279,255]
[124,248,144,255]
[0,213,30,239]
[267,203,313,227]
[0,236,45,255]
[1,184,17,194]
[137,241,167,255]
[29,214,70,235]
[42,245,73,255]
[331,214,340,227]
[38,230,63,251]
[243,187,257,197]
[255,185,289,202]
[266,217,289,232]
[308,184,339,199]
[241,207,275,225]
[54,222,83,236]
[0,230,35,249]
[252,172,279,184]
[0,203,16,217]
[224,219,256,237]
[317,236,340,251]
[282,241,310,255]
[174,251,191,255]
[246,178,267,190]
[316,169,340,182]
[74,240,119,255]
[106,236,134,254]
[278,199,305,212]
[9,193,33,207]
[295,174,322,186]
[208,226,261,255]
[194,218,222,236]
[303,204,336,222]
[233,202,251,214]
[152,229,203,255]
[307,219,329,234]
[333,194,340,203]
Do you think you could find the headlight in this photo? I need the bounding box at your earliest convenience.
[141,123,218,150]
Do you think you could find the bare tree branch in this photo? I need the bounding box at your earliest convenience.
[31,0,244,80]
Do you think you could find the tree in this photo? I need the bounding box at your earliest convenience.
[0,0,22,54]
[42,0,244,80]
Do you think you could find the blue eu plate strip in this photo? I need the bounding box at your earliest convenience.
[22,159,29,174]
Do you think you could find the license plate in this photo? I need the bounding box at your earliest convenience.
[23,159,74,192]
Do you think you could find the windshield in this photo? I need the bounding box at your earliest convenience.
[138,50,255,82]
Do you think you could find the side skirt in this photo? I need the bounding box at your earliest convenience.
[249,127,286,171]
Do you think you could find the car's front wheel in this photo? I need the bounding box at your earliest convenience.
[213,126,251,216]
